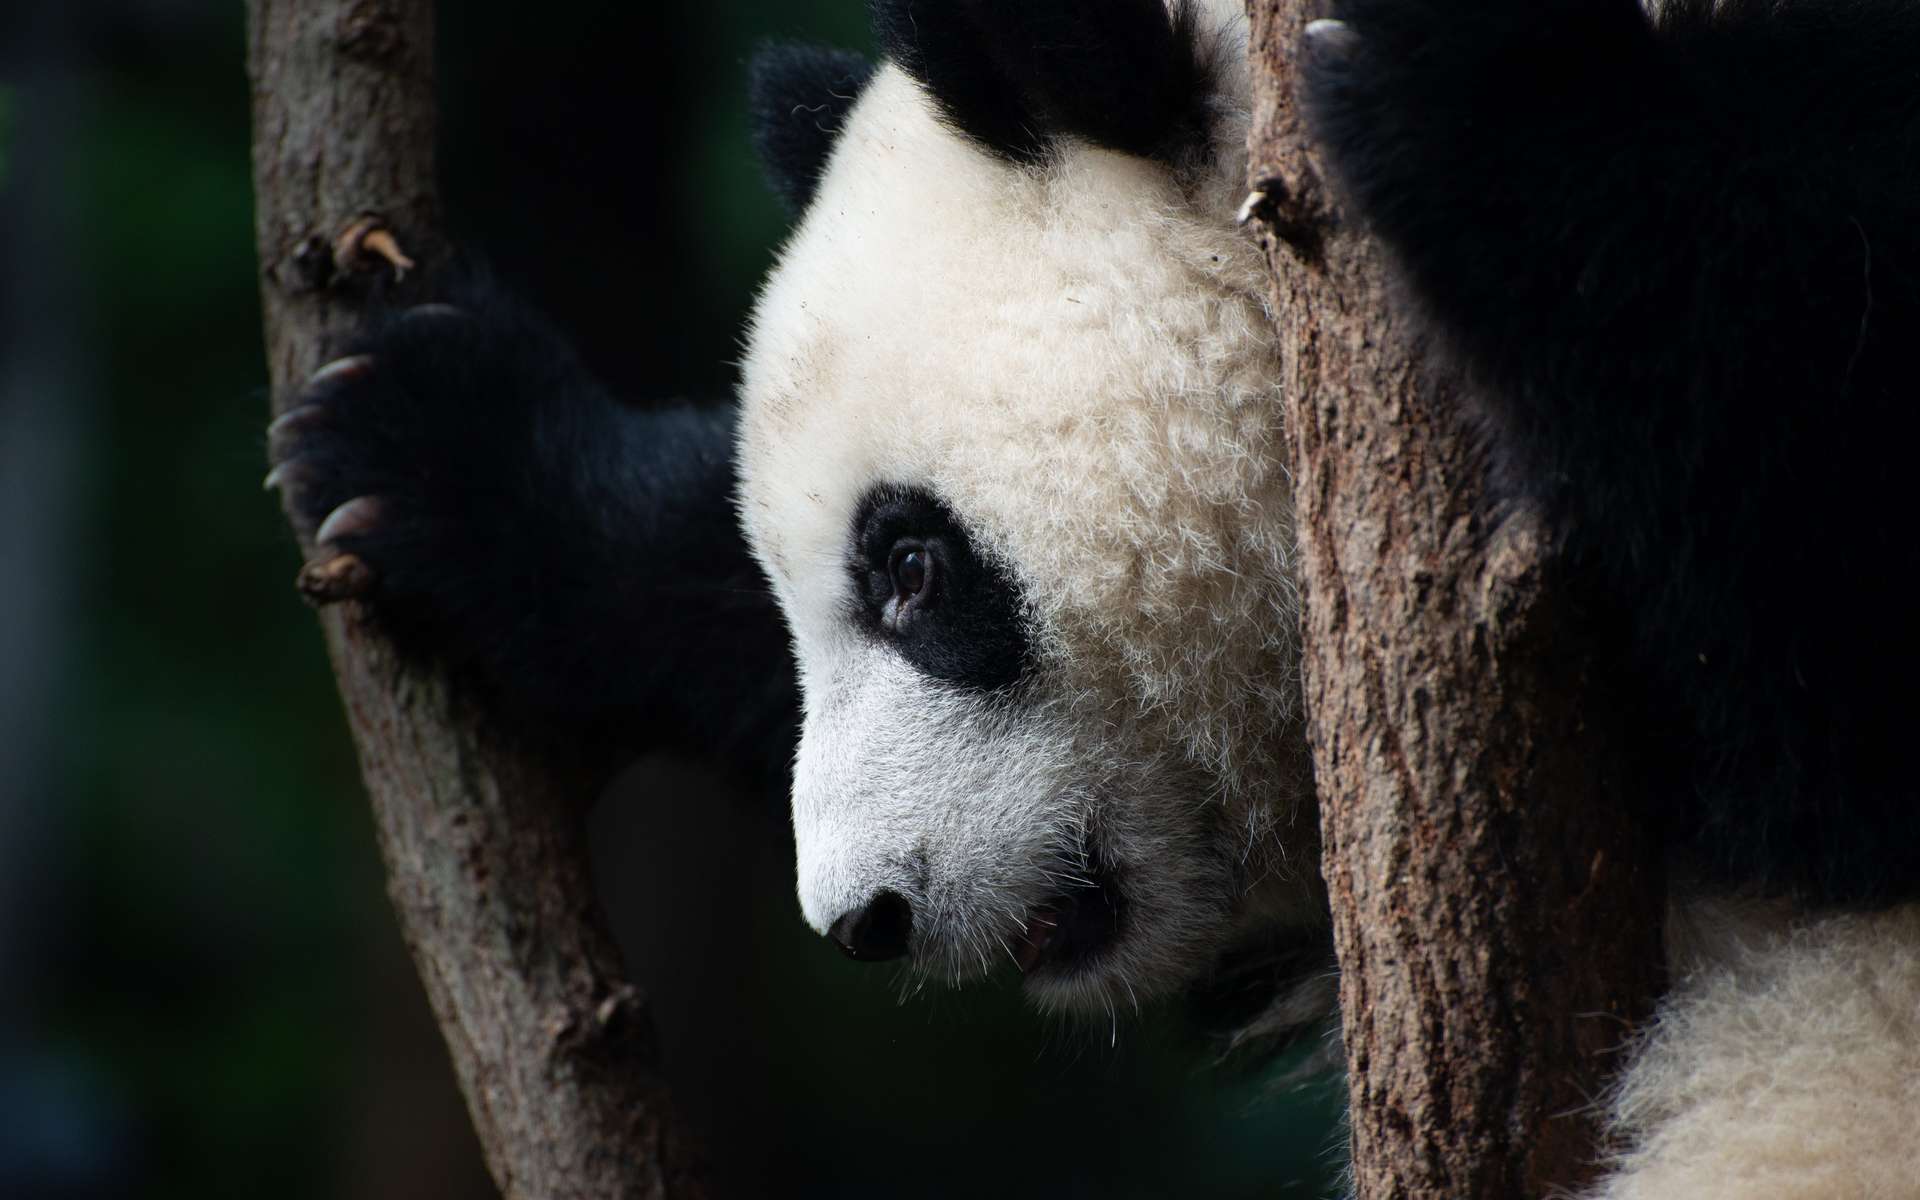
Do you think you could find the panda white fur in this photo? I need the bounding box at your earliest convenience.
[268,0,1920,1193]
[737,15,1323,1017]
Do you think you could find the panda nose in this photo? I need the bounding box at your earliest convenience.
[827,890,913,961]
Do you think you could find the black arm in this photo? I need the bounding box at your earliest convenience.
[269,272,797,781]
[1302,0,1920,903]
[1303,0,1919,510]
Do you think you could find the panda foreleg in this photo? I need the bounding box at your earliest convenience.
[267,271,797,775]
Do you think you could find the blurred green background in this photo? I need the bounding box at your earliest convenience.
[0,3,1342,1197]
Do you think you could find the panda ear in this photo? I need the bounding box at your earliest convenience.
[749,43,877,214]
[871,0,1212,165]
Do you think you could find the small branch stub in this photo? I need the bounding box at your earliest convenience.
[1237,174,1325,261]
[335,211,418,281]
[289,213,419,293]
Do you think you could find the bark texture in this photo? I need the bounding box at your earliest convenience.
[1242,4,1667,1196]
[246,4,708,1196]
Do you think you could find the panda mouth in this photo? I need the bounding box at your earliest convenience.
[1013,856,1124,975]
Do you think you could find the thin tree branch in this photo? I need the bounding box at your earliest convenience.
[1242,4,1666,1195]
[245,3,708,1195]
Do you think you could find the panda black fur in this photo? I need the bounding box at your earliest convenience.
[268,286,798,780]
[267,0,1920,1194]
[1300,0,1920,908]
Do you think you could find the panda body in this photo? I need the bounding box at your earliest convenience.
[738,0,1920,1193]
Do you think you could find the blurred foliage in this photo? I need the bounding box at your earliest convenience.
[0,86,12,188]
[20,2,1344,1198]
[40,8,382,1196]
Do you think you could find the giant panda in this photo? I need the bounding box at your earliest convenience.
[268,0,1920,1194]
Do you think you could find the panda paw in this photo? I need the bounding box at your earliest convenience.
[1297,0,1506,138]
[1297,0,1455,205]
[261,286,594,671]
[1299,0,1649,124]
[263,276,791,762]
[268,305,455,603]
[1300,0,1658,263]
[268,354,389,598]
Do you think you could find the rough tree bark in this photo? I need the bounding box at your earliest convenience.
[246,3,707,1196]
[1242,4,1667,1196]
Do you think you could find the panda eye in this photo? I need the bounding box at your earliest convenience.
[886,540,936,625]
[847,485,1030,690]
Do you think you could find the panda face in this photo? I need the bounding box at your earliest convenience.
[738,55,1314,1012]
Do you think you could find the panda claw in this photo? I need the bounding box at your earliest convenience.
[307,353,375,391]
[266,404,329,456]
[1303,18,1359,55]
[315,495,386,547]
[263,457,322,494]
[401,302,467,323]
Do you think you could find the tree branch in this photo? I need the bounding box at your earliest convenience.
[1242,4,1666,1195]
[245,3,707,1195]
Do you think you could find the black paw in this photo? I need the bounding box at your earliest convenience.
[1299,0,1651,120]
[1297,0,1454,216]
[262,288,589,661]
[263,276,795,766]
[267,350,392,560]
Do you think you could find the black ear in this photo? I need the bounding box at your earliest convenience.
[871,0,1211,165]
[749,43,877,214]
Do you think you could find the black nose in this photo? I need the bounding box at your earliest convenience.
[828,890,913,961]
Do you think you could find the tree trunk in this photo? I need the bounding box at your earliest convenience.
[1241,4,1667,1196]
[245,3,707,1196]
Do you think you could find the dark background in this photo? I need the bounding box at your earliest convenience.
[0,2,1343,1196]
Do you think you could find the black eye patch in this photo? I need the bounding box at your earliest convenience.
[848,484,1034,694]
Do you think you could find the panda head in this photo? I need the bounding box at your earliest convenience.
[737,0,1315,1017]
